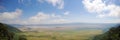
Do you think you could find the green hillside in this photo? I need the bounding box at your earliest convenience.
[93,25,120,40]
[0,23,26,40]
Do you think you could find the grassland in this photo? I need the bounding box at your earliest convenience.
[18,29,103,40]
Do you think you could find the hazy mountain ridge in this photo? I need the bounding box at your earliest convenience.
[10,23,119,26]
[11,23,119,32]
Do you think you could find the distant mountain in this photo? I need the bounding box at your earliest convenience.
[10,23,119,26]
[11,23,119,29]
[0,23,21,40]
[13,23,119,32]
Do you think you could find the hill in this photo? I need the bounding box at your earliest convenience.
[0,23,26,40]
[93,25,120,40]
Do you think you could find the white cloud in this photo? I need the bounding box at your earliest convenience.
[107,5,120,17]
[97,14,106,18]
[29,12,62,21]
[0,9,22,20]
[17,12,69,24]
[51,19,69,24]
[0,9,70,24]
[29,12,50,22]
[82,0,120,18]
[51,13,61,18]
[38,0,64,9]
[64,11,70,15]
[19,0,64,9]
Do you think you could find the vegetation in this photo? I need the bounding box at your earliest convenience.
[2,22,119,40]
[0,23,27,40]
[93,25,120,40]
[0,23,14,40]
[19,30,102,40]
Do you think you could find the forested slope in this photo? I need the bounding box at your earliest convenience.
[93,25,120,40]
[0,23,26,40]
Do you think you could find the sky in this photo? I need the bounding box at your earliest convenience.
[0,0,120,24]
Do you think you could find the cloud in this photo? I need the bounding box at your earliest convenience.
[28,12,62,21]
[64,11,70,15]
[51,19,69,24]
[0,9,22,20]
[29,12,50,21]
[38,0,64,9]
[0,9,69,24]
[15,12,69,24]
[82,0,120,18]
[51,13,61,18]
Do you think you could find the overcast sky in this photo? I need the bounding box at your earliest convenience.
[0,0,120,24]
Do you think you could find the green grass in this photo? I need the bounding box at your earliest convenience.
[18,29,103,40]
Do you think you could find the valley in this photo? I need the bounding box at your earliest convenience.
[16,24,109,40]
[18,29,103,40]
